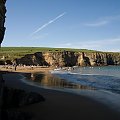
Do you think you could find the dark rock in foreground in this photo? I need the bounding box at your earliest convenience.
[0,86,45,120]
[0,0,6,46]
[2,87,45,108]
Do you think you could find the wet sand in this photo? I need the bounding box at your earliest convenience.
[1,69,120,120]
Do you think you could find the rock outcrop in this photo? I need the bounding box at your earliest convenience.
[0,0,6,46]
[2,87,45,108]
[0,1,6,119]
[17,51,120,67]
[0,86,45,120]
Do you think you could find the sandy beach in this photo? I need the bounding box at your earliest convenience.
[1,67,120,120]
[0,65,54,73]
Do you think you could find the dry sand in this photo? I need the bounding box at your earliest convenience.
[0,65,54,73]
[1,68,120,120]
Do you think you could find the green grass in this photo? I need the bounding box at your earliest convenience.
[0,47,97,52]
[0,47,120,61]
[0,47,99,60]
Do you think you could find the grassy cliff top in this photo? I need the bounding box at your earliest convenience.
[0,47,97,59]
[0,47,97,52]
[0,47,118,60]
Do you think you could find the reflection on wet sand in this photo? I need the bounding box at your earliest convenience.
[24,73,95,90]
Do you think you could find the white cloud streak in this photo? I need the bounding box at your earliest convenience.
[84,14,120,27]
[31,12,66,36]
[84,20,108,27]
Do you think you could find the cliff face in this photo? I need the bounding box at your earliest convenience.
[17,51,120,67]
[43,51,78,67]
[77,52,120,66]
[0,0,6,46]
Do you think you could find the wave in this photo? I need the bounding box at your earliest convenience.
[50,69,120,94]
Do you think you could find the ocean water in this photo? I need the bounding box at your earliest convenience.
[51,66,120,94]
[50,66,120,112]
[24,66,120,112]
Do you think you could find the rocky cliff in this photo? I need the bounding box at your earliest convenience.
[0,0,6,46]
[17,51,120,67]
[0,0,6,112]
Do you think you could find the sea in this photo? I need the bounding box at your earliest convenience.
[24,66,120,112]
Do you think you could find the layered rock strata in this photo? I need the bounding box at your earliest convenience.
[17,51,120,67]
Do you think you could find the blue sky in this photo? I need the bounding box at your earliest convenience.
[2,0,120,52]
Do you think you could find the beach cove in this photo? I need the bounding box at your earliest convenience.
[1,66,120,120]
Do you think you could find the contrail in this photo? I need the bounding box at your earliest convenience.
[31,12,66,36]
